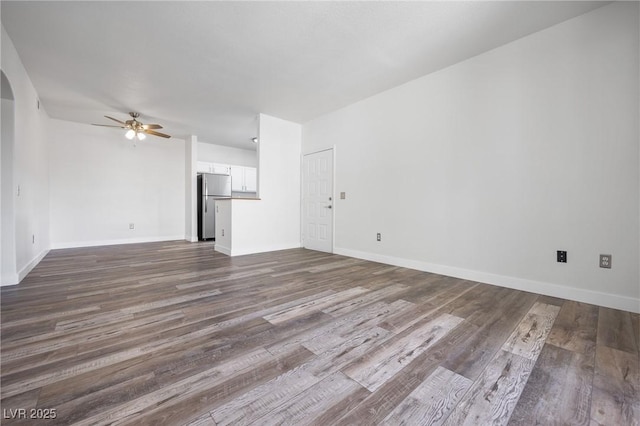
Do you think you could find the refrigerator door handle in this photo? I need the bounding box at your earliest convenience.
[205,180,208,198]
[205,198,207,213]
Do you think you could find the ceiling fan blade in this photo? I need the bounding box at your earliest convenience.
[105,115,127,125]
[92,124,125,128]
[142,124,163,130]
[144,129,171,138]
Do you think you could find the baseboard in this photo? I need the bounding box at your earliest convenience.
[1,249,51,286]
[51,235,186,250]
[214,244,232,256]
[230,242,302,257]
[0,272,19,286]
[334,247,640,314]
[184,233,198,243]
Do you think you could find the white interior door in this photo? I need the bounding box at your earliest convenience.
[303,149,333,253]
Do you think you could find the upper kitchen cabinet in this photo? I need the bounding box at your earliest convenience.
[197,161,213,173]
[197,161,231,175]
[244,167,257,192]
[212,163,231,175]
[231,166,257,193]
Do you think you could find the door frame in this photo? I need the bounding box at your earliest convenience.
[1,70,18,285]
[301,146,336,253]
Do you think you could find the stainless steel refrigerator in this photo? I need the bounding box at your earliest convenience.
[197,173,231,240]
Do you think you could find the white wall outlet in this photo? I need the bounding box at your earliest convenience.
[129,223,135,230]
[376,233,381,241]
[599,254,611,269]
[222,229,225,236]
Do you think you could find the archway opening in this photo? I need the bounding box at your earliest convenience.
[1,70,17,285]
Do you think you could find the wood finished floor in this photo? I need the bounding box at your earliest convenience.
[1,241,638,425]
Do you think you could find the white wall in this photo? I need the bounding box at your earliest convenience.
[303,3,639,312]
[198,142,257,168]
[185,135,198,242]
[221,114,301,256]
[1,25,50,285]
[49,119,186,248]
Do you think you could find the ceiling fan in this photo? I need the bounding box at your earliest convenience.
[92,112,171,140]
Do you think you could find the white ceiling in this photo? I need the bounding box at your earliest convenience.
[1,1,608,150]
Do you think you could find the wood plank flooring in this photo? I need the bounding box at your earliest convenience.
[1,241,638,425]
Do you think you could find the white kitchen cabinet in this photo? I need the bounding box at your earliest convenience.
[230,166,257,192]
[197,162,231,175]
[212,163,231,175]
[244,167,257,192]
[197,161,213,173]
[230,166,244,192]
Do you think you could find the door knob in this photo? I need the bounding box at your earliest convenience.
[326,205,332,209]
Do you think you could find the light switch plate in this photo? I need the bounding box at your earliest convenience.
[340,192,346,199]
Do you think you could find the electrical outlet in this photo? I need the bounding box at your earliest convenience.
[129,223,135,230]
[599,254,612,269]
[222,229,225,237]
[340,192,346,200]
[557,250,567,263]
[376,233,381,242]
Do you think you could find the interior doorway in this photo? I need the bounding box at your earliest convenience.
[302,149,334,253]
[1,70,17,284]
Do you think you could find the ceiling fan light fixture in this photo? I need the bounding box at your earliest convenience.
[93,112,171,140]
